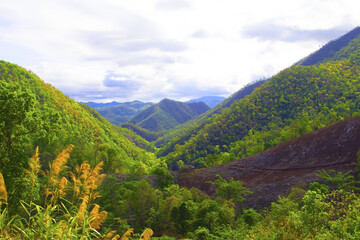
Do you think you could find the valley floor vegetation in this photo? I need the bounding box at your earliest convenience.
[1,144,360,239]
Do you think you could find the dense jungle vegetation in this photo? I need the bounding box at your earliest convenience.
[1,143,360,239]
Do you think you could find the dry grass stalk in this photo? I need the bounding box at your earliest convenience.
[25,146,41,187]
[0,172,7,205]
[49,144,74,177]
[140,228,153,240]
[103,230,117,239]
[120,228,134,240]
[57,176,68,199]
[89,204,108,230]
[44,144,74,204]
[71,161,105,204]
[77,195,89,223]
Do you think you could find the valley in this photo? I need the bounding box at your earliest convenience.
[1,26,360,239]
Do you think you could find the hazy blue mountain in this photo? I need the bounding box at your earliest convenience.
[82,101,121,108]
[86,100,153,125]
[187,96,226,108]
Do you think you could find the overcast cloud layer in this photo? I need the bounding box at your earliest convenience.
[0,0,359,102]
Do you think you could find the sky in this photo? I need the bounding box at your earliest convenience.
[0,0,359,103]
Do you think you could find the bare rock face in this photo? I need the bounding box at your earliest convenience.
[176,117,360,208]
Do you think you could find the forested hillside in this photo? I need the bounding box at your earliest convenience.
[159,46,360,169]
[152,79,267,148]
[0,60,158,179]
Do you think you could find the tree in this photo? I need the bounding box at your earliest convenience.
[315,169,360,191]
[0,81,39,210]
[208,175,251,204]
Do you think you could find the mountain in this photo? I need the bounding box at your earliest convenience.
[82,101,121,108]
[177,117,360,208]
[296,26,360,66]
[187,96,225,108]
[0,60,158,176]
[153,79,267,148]
[128,98,210,132]
[94,100,152,125]
[158,28,360,169]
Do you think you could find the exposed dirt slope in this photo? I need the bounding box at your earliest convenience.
[176,117,360,208]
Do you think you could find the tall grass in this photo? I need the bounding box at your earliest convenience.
[0,145,156,239]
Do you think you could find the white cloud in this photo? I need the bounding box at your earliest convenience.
[0,0,359,103]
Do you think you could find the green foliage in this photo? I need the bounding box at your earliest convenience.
[315,169,360,191]
[151,165,174,190]
[240,208,262,227]
[170,202,191,234]
[0,80,57,211]
[208,174,251,204]
[248,188,360,239]
[309,181,330,194]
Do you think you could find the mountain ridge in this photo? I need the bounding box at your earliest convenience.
[157,29,360,169]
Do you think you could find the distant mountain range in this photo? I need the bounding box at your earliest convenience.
[91,100,153,125]
[186,96,226,108]
[82,96,225,127]
[127,98,210,132]
[82,101,123,108]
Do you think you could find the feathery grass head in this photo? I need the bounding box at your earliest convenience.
[49,144,74,177]
[103,230,118,240]
[25,146,41,181]
[89,204,107,230]
[120,228,134,240]
[140,228,153,240]
[58,176,68,199]
[0,172,7,206]
[77,195,89,223]
[71,161,105,205]
[44,144,74,205]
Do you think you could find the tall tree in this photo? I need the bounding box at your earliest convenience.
[0,81,39,210]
